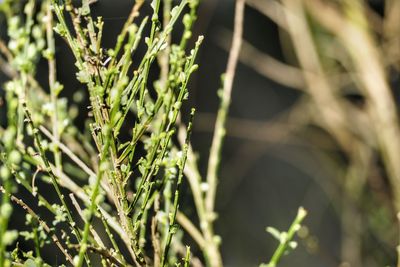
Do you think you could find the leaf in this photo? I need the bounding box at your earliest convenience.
[266,226,281,242]
[2,230,18,246]
[24,259,37,267]
[150,0,157,11]
[170,6,179,17]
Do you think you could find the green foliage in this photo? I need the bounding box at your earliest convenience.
[260,207,307,267]
[0,0,203,266]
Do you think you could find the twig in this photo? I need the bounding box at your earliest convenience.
[76,123,111,267]
[205,0,244,220]
[69,194,105,248]
[161,109,195,266]
[45,2,62,172]
[266,207,307,266]
[40,126,96,177]
[202,1,245,266]
[206,0,245,228]
[176,211,206,249]
[281,0,351,152]
[50,164,131,254]
[70,244,128,267]
[0,39,13,62]
[0,186,74,265]
[245,0,288,29]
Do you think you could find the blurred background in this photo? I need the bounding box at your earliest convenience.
[1,0,400,266]
[192,0,400,266]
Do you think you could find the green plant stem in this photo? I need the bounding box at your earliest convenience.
[0,0,208,265]
[128,33,202,213]
[184,246,191,267]
[202,1,245,266]
[161,109,195,266]
[33,224,41,261]
[45,1,62,173]
[0,178,11,266]
[158,0,172,87]
[98,209,125,265]
[51,2,83,67]
[103,0,144,91]
[179,0,199,50]
[0,150,55,214]
[138,0,160,113]
[49,2,139,263]
[0,186,74,264]
[76,124,112,267]
[22,100,84,245]
[17,0,87,260]
[205,0,244,216]
[267,207,307,267]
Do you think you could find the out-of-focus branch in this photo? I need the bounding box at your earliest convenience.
[305,0,400,212]
[384,0,400,70]
[0,39,17,78]
[194,94,309,144]
[215,28,306,90]
[298,1,400,265]
[0,39,13,62]
[246,0,288,29]
[0,56,16,78]
[176,211,206,249]
[281,0,352,152]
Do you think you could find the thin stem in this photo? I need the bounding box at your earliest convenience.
[98,209,126,265]
[22,101,83,243]
[76,124,112,267]
[161,109,195,266]
[0,175,11,266]
[45,1,62,172]
[176,211,206,249]
[0,186,74,265]
[205,0,244,216]
[267,207,307,267]
[39,126,96,177]
[184,246,191,267]
[70,194,105,248]
[202,1,245,266]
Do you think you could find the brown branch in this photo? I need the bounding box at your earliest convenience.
[70,244,129,267]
